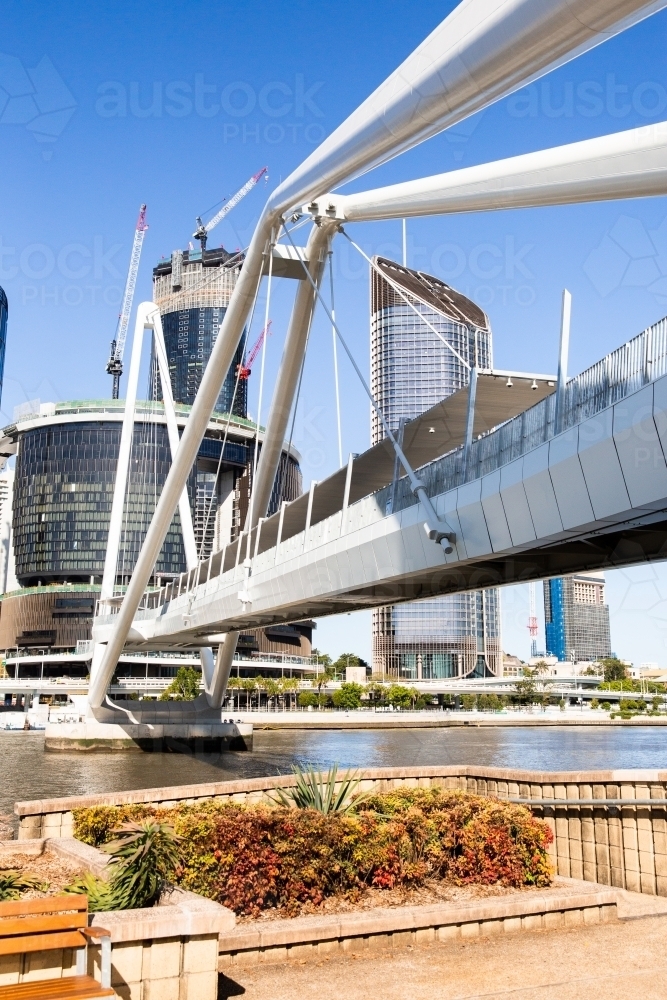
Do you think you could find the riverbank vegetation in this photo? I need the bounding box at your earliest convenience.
[72,785,553,918]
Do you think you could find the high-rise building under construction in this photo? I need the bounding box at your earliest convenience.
[544,572,612,662]
[370,257,502,679]
[152,246,300,557]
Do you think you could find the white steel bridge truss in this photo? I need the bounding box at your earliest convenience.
[88,0,667,710]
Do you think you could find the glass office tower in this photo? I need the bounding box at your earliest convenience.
[152,247,247,417]
[370,257,502,679]
[544,573,612,662]
[0,286,7,409]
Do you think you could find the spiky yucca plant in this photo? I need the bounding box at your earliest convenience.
[271,763,368,815]
[66,820,182,912]
[0,869,48,901]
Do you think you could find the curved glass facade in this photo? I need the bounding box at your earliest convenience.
[370,258,501,679]
[160,306,247,416]
[13,420,185,586]
[0,286,7,409]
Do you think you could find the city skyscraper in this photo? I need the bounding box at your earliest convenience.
[151,245,300,555]
[370,256,502,679]
[0,286,7,409]
[152,246,247,417]
[544,572,612,662]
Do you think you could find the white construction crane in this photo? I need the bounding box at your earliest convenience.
[192,167,268,251]
[106,204,149,399]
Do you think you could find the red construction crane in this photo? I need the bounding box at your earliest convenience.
[237,321,272,380]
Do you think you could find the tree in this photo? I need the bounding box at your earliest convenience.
[311,666,336,708]
[241,677,257,710]
[298,690,318,708]
[311,648,332,668]
[386,684,412,710]
[332,682,364,710]
[281,677,299,710]
[514,662,548,709]
[159,666,200,701]
[601,658,627,682]
[264,678,281,711]
[226,676,240,710]
[365,681,386,708]
[460,694,476,711]
[331,652,368,678]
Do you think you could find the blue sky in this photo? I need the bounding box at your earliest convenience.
[2,0,667,664]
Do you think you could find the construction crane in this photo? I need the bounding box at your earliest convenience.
[193,167,268,251]
[106,204,149,398]
[237,321,272,380]
[527,582,538,659]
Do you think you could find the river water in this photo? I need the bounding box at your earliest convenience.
[2,726,667,825]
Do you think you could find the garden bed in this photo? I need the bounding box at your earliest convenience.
[0,842,84,898]
[71,785,555,920]
[243,875,567,922]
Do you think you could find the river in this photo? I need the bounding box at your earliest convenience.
[2,726,667,825]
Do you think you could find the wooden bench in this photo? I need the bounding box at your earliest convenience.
[0,896,113,999]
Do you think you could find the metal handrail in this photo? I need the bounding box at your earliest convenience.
[508,797,667,807]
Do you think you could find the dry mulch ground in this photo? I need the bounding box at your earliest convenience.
[241,876,567,923]
[0,849,83,898]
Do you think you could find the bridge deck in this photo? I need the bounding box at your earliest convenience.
[92,317,667,650]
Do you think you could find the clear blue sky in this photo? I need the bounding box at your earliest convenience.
[1,0,667,665]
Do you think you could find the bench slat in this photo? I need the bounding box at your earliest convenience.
[0,897,87,919]
[0,913,87,938]
[0,974,114,1000]
[0,931,86,956]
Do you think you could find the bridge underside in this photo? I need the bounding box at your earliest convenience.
[93,318,667,655]
[96,511,667,652]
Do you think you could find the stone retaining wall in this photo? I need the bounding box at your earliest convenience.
[14,765,667,896]
[218,882,618,968]
[0,837,234,1000]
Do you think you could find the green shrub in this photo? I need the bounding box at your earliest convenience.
[72,788,553,918]
[332,682,364,710]
[619,698,646,713]
[601,701,611,711]
[159,666,200,701]
[66,820,182,911]
[297,691,318,708]
[73,804,152,847]
[386,684,413,709]
[590,698,599,710]
[460,694,476,711]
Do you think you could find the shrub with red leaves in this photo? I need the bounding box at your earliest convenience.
[74,787,553,918]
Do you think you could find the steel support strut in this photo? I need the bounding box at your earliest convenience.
[206,220,338,708]
[90,0,666,710]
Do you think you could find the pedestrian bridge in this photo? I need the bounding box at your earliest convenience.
[93,316,667,651]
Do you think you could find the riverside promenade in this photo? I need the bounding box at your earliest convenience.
[232,709,667,729]
[221,898,667,1000]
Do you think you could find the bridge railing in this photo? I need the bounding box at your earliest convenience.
[383,315,667,513]
[118,315,667,614]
